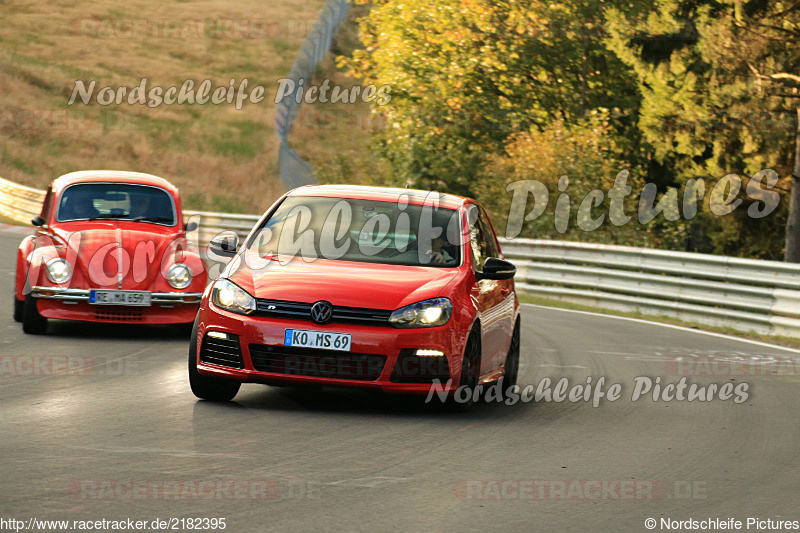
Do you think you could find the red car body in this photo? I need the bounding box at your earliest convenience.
[14,170,206,333]
[190,185,520,405]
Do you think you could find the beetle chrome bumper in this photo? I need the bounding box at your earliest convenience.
[30,287,203,304]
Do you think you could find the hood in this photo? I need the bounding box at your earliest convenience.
[51,222,183,290]
[226,254,460,310]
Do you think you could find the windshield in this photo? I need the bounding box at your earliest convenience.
[56,183,177,225]
[246,196,464,267]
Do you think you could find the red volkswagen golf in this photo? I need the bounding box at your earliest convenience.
[189,185,519,407]
[14,170,206,334]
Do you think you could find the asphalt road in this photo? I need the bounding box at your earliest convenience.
[2,228,799,532]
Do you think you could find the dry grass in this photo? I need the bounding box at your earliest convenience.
[0,0,328,213]
[288,4,388,186]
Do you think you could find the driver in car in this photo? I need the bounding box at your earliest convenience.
[62,191,98,220]
[418,227,455,265]
[129,193,153,219]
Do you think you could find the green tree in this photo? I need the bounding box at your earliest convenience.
[343,0,643,197]
[605,0,800,260]
[477,109,649,245]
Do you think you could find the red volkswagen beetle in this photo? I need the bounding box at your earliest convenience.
[14,170,206,334]
[189,185,520,408]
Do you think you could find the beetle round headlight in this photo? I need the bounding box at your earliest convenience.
[167,263,192,289]
[45,258,72,284]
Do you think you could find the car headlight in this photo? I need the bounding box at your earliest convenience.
[389,298,452,328]
[45,258,72,284]
[167,263,192,289]
[211,279,256,315]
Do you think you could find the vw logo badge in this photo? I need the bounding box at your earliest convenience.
[310,301,333,324]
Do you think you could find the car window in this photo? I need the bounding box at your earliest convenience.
[468,204,500,272]
[56,183,176,225]
[247,196,462,267]
[479,206,501,258]
[40,187,54,223]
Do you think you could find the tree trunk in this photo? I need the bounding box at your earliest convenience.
[785,108,800,262]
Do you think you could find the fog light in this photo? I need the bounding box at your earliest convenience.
[207,331,229,340]
[415,349,445,357]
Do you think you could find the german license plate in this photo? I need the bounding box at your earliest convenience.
[284,329,352,352]
[90,290,151,306]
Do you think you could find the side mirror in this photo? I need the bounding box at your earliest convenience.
[476,257,516,281]
[185,221,198,232]
[31,216,45,227]
[209,233,239,257]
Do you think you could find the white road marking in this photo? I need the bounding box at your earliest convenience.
[523,303,800,354]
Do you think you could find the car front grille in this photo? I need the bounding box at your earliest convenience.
[254,299,391,327]
[200,333,244,369]
[248,344,386,381]
[390,349,451,384]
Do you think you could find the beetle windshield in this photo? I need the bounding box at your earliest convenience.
[246,196,464,267]
[56,183,177,225]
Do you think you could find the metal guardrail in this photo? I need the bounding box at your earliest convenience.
[183,210,260,245]
[0,178,45,223]
[502,239,800,338]
[274,0,350,189]
[2,176,799,337]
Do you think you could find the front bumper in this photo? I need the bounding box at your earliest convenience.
[196,305,469,395]
[31,286,203,304]
[31,286,202,324]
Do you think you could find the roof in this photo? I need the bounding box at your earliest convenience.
[51,170,179,195]
[287,184,470,210]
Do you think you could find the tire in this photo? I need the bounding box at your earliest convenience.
[13,296,23,323]
[447,327,482,412]
[503,318,521,390]
[188,318,241,402]
[14,257,26,323]
[173,321,195,338]
[22,293,47,334]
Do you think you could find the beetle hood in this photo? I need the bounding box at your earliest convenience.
[47,223,196,290]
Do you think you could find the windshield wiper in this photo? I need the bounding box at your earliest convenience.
[131,216,173,224]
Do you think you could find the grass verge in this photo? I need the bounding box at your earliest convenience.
[1,0,330,213]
